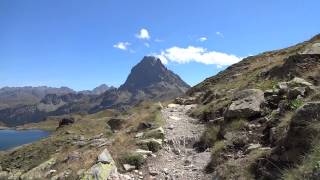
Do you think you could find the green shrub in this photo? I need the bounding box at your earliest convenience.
[196,125,220,151]
[119,152,145,168]
[289,99,304,110]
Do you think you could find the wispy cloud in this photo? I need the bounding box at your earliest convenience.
[155,46,242,66]
[154,38,164,42]
[198,37,208,42]
[216,31,224,38]
[136,28,150,40]
[113,42,130,50]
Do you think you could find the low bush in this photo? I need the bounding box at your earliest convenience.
[119,152,145,168]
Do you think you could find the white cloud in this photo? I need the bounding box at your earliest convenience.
[113,42,130,50]
[198,37,207,42]
[136,28,150,40]
[216,31,224,37]
[156,46,242,66]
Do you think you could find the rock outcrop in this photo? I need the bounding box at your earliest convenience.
[224,89,265,119]
[82,148,117,180]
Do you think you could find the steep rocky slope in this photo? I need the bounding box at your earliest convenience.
[179,34,320,179]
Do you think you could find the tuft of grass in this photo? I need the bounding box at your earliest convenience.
[225,118,247,131]
[119,152,145,168]
[196,125,220,151]
[289,99,304,110]
[282,139,320,180]
[205,140,226,173]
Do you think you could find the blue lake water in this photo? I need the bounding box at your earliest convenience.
[0,129,50,151]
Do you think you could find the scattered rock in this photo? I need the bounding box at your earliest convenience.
[168,124,174,130]
[246,143,262,153]
[175,97,197,105]
[168,104,179,108]
[135,132,144,138]
[82,162,117,179]
[162,168,169,175]
[123,164,136,172]
[66,151,81,162]
[277,82,289,95]
[169,116,181,120]
[135,149,153,156]
[288,77,313,87]
[98,148,113,164]
[172,148,181,155]
[288,87,306,100]
[137,122,153,130]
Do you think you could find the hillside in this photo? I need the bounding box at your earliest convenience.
[179,34,320,179]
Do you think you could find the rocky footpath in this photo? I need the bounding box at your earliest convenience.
[133,104,211,180]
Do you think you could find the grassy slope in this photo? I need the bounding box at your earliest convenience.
[0,101,165,178]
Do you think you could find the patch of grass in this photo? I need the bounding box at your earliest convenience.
[205,140,226,173]
[256,79,279,91]
[119,152,145,168]
[282,140,320,180]
[289,99,304,110]
[196,125,220,152]
[190,98,231,121]
[225,118,247,131]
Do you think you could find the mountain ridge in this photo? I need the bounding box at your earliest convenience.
[0,56,190,126]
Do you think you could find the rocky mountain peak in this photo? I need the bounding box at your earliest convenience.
[119,56,189,92]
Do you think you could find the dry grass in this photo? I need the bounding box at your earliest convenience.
[0,101,164,177]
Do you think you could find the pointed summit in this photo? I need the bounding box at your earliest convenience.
[119,56,190,92]
[95,56,190,110]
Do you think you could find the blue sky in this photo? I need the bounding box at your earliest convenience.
[1,0,319,91]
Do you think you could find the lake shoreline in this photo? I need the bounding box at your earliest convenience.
[0,129,51,151]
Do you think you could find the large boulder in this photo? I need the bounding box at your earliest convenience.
[224,89,265,119]
[58,118,75,128]
[97,149,113,164]
[81,162,116,180]
[82,148,116,180]
[107,118,126,131]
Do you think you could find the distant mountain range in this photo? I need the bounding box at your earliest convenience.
[0,56,190,126]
